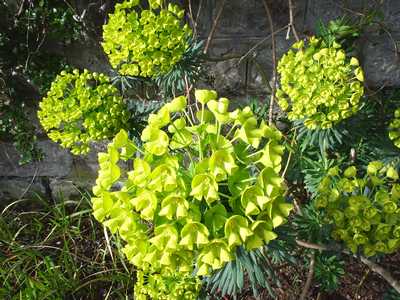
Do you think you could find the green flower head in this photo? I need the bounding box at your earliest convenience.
[102,0,192,77]
[277,37,364,130]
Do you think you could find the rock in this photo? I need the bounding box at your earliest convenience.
[361,34,400,88]
[0,177,46,204]
[0,140,73,177]
[49,178,81,200]
[302,0,400,87]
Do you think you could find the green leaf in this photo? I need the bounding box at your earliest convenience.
[114,129,128,148]
[245,221,277,250]
[195,89,217,105]
[190,173,219,204]
[257,167,283,196]
[205,204,228,233]
[149,224,179,251]
[241,185,264,216]
[224,215,252,248]
[180,222,210,250]
[131,190,158,220]
[159,194,189,220]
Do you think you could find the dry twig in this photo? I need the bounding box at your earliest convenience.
[300,250,316,300]
[262,0,277,125]
[287,0,300,41]
[203,0,226,54]
[296,240,400,294]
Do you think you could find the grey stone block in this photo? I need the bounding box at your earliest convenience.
[0,177,46,203]
[0,140,73,177]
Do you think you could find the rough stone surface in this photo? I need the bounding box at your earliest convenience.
[0,178,46,203]
[0,140,73,177]
[202,0,400,93]
[1,0,400,201]
[49,179,81,200]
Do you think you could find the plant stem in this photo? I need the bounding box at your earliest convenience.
[296,239,400,294]
[262,0,277,126]
[300,250,315,300]
[203,0,226,54]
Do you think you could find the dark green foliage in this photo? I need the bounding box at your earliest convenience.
[316,18,360,50]
[295,120,347,155]
[202,246,277,299]
[126,99,164,144]
[292,204,332,244]
[248,98,269,121]
[0,87,42,164]
[155,39,205,97]
[314,254,345,292]
[384,288,400,300]
[300,153,340,196]
[0,0,79,163]
[202,241,296,299]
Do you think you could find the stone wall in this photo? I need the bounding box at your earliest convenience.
[1,0,400,204]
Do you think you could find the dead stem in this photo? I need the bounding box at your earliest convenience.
[203,0,226,54]
[300,250,316,300]
[262,0,277,125]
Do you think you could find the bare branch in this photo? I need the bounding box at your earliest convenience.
[261,0,277,125]
[203,0,226,54]
[300,250,316,300]
[296,240,400,294]
[237,25,289,65]
[287,0,300,41]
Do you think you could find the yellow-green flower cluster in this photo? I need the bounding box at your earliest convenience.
[389,108,400,148]
[38,69,128,155]
[315,161,400,257]
[134,268,201,300]
[102,0,191,77]
[91,89,292,291]
[277,37,364,129]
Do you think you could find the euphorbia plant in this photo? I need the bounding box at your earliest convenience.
[315,161,400,257]
[277,37,364,130]
[91,89,292,297]
[389,108,400,148]
[102,0,191,77]
[38,69,128,154]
